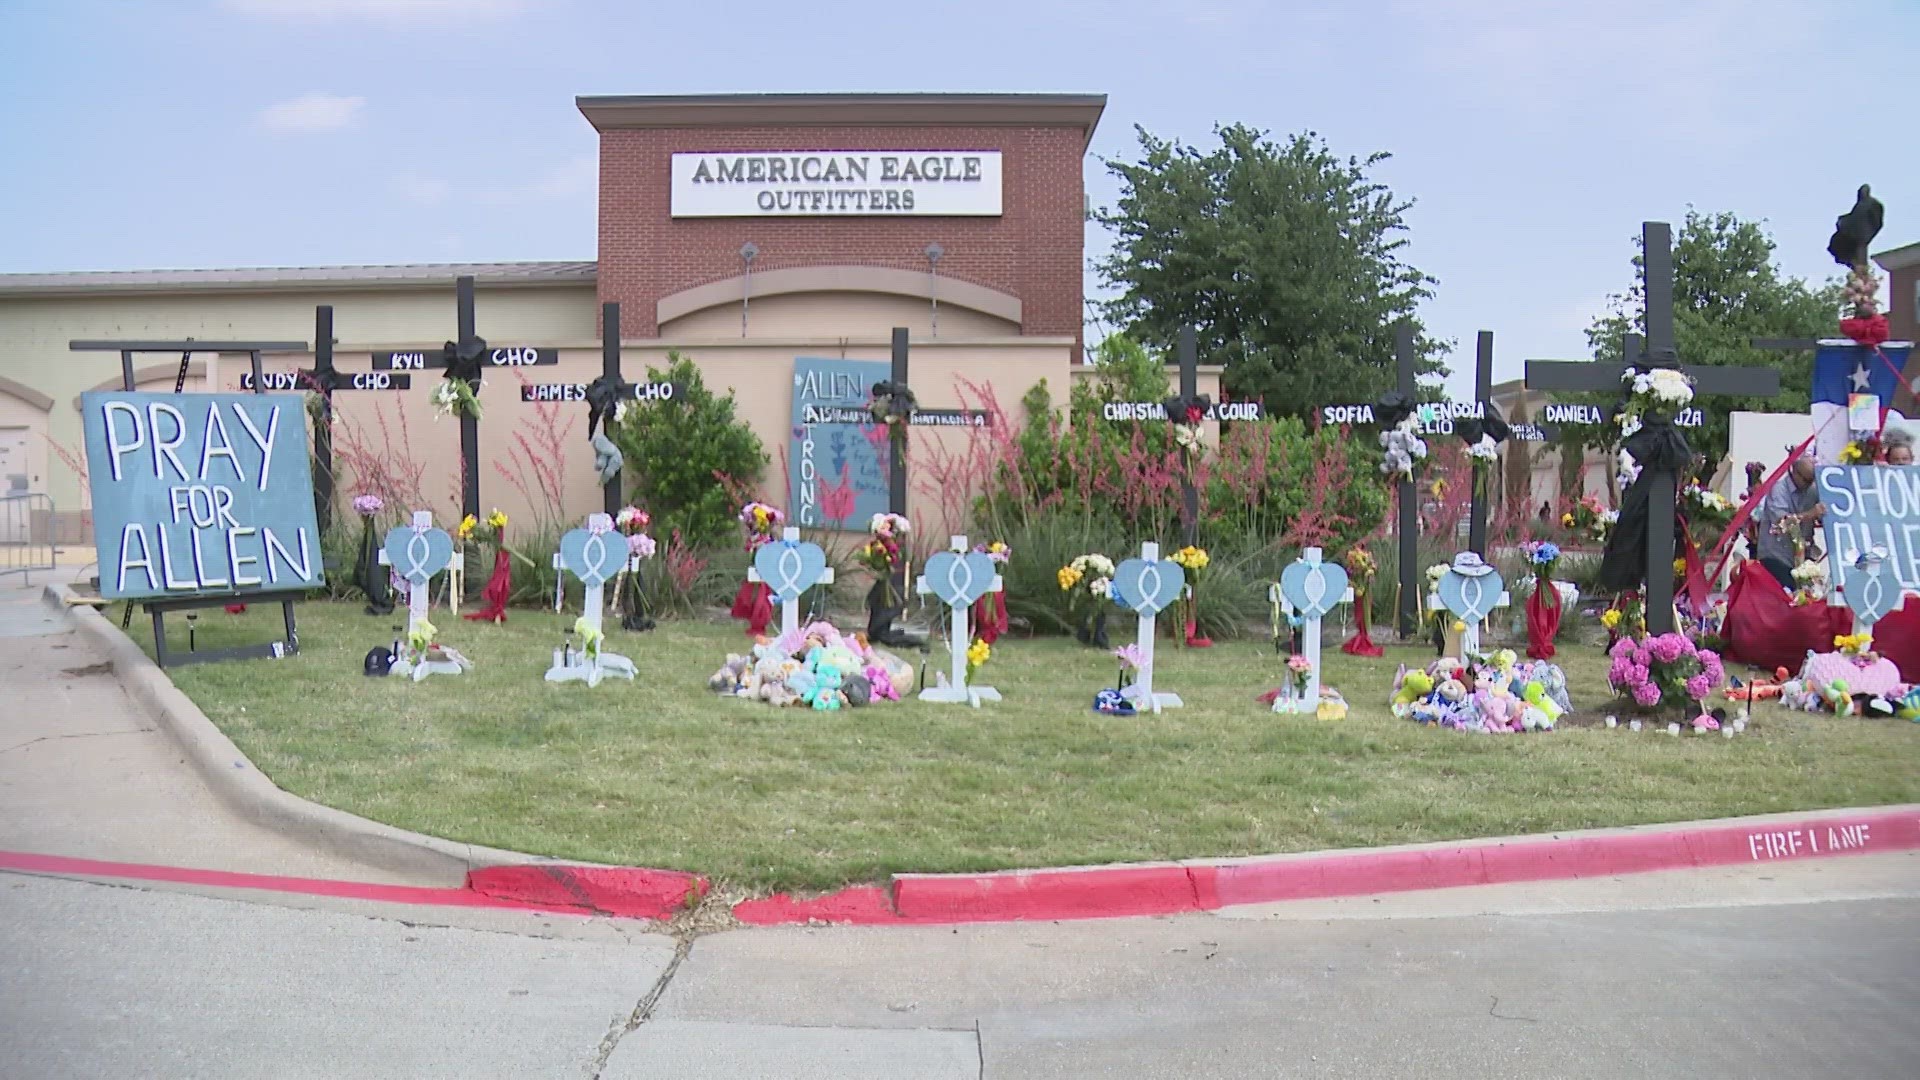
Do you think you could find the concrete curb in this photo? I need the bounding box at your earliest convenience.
[45,584,560,885]
[739,804,1920,925]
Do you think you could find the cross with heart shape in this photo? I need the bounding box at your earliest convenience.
[1109,542,1185,713]
[1272,548,1349,713]
[547,512,637,687]
[746,527,836,640]
[915,535,1005,708]
[376,510,468,681]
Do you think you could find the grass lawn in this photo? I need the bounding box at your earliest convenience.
[138,599,1920,893]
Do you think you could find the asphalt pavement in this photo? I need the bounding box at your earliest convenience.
[4,854,1916,1079]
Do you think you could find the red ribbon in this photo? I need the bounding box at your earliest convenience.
[730,579,774,636]
[1524,579,1560,659]
[1341,590,1383,657]
[971,593,1008,645]
[463,548,512,623]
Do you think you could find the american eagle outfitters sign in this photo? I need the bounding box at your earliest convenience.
[670,152,1003,217]
[82,391,324,601]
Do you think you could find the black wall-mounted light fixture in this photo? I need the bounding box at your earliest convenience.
[925,243,944,338]
[739,242,758,338]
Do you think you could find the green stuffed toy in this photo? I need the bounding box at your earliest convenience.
[1394,669,1434,706]
[1523,681,1563,727]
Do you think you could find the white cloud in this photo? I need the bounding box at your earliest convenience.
[223,0,527,18]
[258,92,365,135]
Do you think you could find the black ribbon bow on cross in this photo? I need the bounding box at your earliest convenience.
[1455,402,1512,447]
[584,372,628,440]
[441,333,488,394]
[869,380,918,425]
[1374,390,1416,429]
[1162,393,1212,426]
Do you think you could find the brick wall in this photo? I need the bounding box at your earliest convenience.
[596,125,1086,347]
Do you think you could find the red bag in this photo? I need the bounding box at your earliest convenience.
[1340,591,1383,657]
[1868,600,1920,682]
[730,579,774,636]
[463,548,512,623]
[1525,579,1561,660]
[1722,561,1852,672]
[971,593,1008,645]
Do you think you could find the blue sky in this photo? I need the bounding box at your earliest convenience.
[3,0,1915,400]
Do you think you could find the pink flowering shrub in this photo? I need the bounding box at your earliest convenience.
[1608,632,1726,714]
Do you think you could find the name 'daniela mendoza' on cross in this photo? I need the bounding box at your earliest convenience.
[83,392,324,598]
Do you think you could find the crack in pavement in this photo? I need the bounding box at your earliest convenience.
[0,728,154,754]
[585,934,694,1078]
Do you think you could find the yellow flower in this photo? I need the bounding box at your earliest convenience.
[1601,609,1623,629]
[967,638,990,668]
[1057,565,1083,591]
[487,509,508,531]
[1451,620,1466,633]
[457,514,477,540]
[1171,545,1210,570]
[1673,558,1688,576]
[1841,442,1864,464]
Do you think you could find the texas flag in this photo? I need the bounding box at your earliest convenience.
[1811,341,1914,465]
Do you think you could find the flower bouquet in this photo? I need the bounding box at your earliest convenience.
[860,512,912,645]
[1169,544,1211,647]
[1113,642,1145,693]
[867,380,917,450]
[1600,591,1646,645]
[1790,559,1829,606]
[613,505,657,632]
[965,637,991,683]
[1522,540,1563,660]
[970,540,1011,645]
[1608,632,1727,715]
[1060,553,1115,648]
[1621,367,1696,425]
[1339,546,1383,658]
[1681,482,1734,541]
[351,492,394,615]
[1560,495,1616,545]
[452,509,512,624]
[430,377,482,421]
[1379,417,1428,484]
[730,501,785,635]
[1840,264,1889,347]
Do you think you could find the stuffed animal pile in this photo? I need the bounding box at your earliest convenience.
[1778,644,1918,719]
[708,621,912,710]
[1390,649,1570,733]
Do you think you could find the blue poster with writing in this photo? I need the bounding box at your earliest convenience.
[788,358,889,530]
[1815,464,1920,592]
[81,391,325,601]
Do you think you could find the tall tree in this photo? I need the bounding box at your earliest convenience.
[1094,124,1443,413]
[1577,210,1842,475]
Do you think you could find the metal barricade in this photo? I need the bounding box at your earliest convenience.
[0,493,57,583]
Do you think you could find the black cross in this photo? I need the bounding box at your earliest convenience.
[1095,326,1265,549]
[1390,323,1421,638]
[1524,221,1783,635]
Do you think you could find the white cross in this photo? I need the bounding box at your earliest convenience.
[746,527,835,640]
[915,535,1004,708]
[1269,547,1349,714]
[1124,541,1183,713]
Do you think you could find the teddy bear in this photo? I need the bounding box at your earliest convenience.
[752,655,796,706]
[864,663,900,702]
[803,662,845,710]
[708,654,750,694]
[1522,681,1562,727]
[842,672,873,707]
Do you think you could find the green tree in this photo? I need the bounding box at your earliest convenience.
[1577,210,1842,474]
[1094,123,1444,414]
[608,351,767,546]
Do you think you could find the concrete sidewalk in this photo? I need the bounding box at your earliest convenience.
[0,582,439,885]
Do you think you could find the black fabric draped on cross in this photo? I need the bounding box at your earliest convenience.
[441,335,487,392]
[1598,417,1693,592]
[584,373,626,440]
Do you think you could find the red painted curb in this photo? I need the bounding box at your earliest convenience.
[1208,807,1920,908]
[0,850,591,916]
[466,864,706,921]
[893,864,1218,923]
[727,806,1920,926]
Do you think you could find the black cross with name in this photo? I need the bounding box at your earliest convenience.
[368,276,560,520]
[1096,326,1266,549]
[1525,221,1782,635]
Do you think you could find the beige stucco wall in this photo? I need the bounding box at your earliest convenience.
[659,290,1018,340]
[0,285,599,525]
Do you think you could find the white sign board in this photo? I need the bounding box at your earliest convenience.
[670,151,1003,217]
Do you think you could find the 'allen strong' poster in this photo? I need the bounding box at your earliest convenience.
[788,358,890,530]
